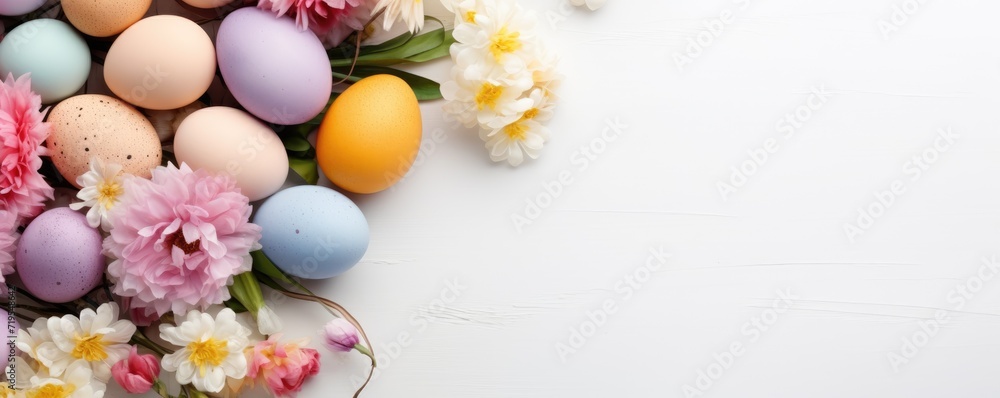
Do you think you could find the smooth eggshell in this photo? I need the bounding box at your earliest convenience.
[0,19,91,103]
[62,0,152,37]
[0,0,45,16]
[48,95,162,188]
[181,0,237,8]
[174,107,289,201]
[16,208,105,303]
[104,15,215,110]
[217,7,332,125]
[317,75,422,194]
[253,186,369,279]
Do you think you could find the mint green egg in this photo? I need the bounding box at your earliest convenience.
[0,19,91,103]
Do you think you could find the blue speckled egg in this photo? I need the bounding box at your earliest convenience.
[16,208,104,303]
[254,186,369,279]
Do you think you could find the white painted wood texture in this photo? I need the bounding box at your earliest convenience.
[117,0,1000,396]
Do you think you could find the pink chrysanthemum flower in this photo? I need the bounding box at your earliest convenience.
[258,0,373,46]
[0,73,53,224]
[104,163,262,319]
[0,210,18,280]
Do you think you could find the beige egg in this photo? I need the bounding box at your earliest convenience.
[48,95,162,188]
[181,0,237,8]
[62,0,152,37]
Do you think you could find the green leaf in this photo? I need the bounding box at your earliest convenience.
[332,66,443,100]
[282,135,312,153]
[331,28,451,68]
[224,299,249,313]
[289,157,319,185]
[251,250,294,284]
[404,30,456,63]
[228,272,265,315]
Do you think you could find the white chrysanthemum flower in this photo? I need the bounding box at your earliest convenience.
[373,0,424,33]
[159,308,251,393]
[69,157,125,231]
[570,0,606,10]
[453,1,537,73]
[35,303,135,383]
[16,318,53,369]
[24,359,105,398]
[528,44,563,97]
[441,58,534,129]
[443,0,489,25]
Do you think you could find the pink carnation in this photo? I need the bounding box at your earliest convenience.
[258,0,373,46]
[247,334,322,397]
[104,163,262,318]
[0,210,18,280]
[0,73,53,224]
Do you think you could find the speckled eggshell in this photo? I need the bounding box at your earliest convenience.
[16,208,104,303]
[253,186,369,279]
[62,0,153,37]
[48,95,162,188]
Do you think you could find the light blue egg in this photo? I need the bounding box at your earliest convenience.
[0,19,91,103]
[254,185,369,279]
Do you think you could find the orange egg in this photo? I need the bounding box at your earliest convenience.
[317,75,422,194]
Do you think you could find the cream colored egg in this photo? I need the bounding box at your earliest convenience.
[48,95,162,188]
[174,107,289,201]
[104,16,216,110]
[62,0,152,37]
[181,0,237,8]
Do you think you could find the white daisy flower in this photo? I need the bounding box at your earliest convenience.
[159,308,251,393]
[24,359,105,398]
[480,114,549,167]
[69,157,125,231]
[443,0,489,26]
[35,303,135,383]
[452,1,537,73]
[570,0,607,10]
[16,318,53,373]
[373,0,424,34]
[528,44,563,98]
[441,59,534,129]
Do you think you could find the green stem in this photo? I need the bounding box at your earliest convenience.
[131,330,172,357]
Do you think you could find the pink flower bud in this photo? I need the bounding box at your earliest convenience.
[111,346,160,394]
[321,318,360,352]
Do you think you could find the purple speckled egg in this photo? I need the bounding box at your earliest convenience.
[216,7,332,125]
[16,208,104,303]
[0,307,18,370]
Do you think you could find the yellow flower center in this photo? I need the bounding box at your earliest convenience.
[489,27,522,61]
[465,11,477,23]
[26,383,75,398]
[188,338,228,374]
[475,83,503,110]
[504,122,528,141]
[522,108,539,120]
[96,180,123,210]
[71,334,107,362]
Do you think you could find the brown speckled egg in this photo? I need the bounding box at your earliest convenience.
[62,0,152,37]
[48,95,162,188]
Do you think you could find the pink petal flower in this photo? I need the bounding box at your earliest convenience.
[111,346,160,394]
[247,334,322,397]
[104,162,262,319]
[321,318,359,352]
[258,0,373,47]
[0,210,17,282]
[0,73,54,225]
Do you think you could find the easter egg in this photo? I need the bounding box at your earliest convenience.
[174,107,289,201]
[48,95,162,188]
[181,0,237,8]
[253,186,369,279]
[16,208,104,303]
[0,19,91,103]
[216,7,332,125]
[0,308,18,370]
[316,75,422,194]
[62,0,152,37]
[0,0,45,16]
[104,15,216,110]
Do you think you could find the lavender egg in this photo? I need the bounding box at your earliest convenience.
[16,208,104,303]
[216,7,332,125]
[0,308,17,370]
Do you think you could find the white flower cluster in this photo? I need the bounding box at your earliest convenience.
[441,0,561,166]
[570,0,607,11]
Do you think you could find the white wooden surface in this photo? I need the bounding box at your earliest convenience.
[139,0,1000,396]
